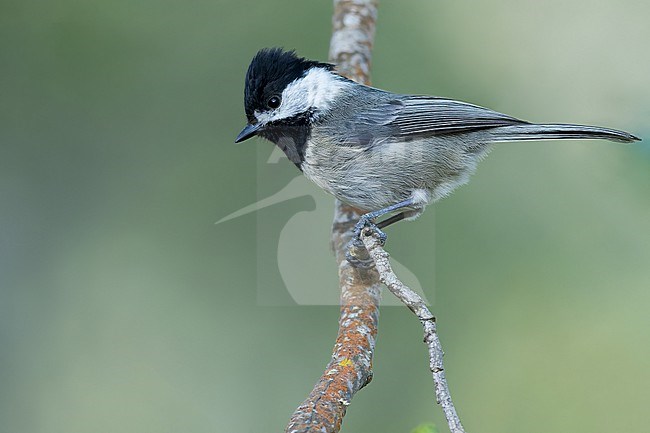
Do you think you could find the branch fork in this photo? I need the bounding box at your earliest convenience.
[284,1,466,432]
[361,230,466,433]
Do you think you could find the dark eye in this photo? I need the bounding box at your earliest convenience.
[267,96,281,109]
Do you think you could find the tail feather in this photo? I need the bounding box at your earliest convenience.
[489,123,640,144]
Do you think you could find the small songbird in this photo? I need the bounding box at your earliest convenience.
[235,47,640,251]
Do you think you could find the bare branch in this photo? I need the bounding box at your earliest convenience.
[329,0,378,85]
[285,1,379,432]
[285,2,466,432]
[361,230,467,433]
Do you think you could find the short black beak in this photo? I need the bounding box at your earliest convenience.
[235,123,261,143]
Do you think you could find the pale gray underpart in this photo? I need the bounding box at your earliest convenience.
[303,88,501,215]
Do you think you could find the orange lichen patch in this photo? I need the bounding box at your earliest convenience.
[286,200,381,432]
[285,3,379,429]
[338,358,354,368]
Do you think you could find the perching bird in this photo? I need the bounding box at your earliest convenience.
[235,48,640,252]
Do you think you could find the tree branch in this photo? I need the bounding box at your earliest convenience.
[284,2,379,433]
[361,230,466,433]
[286,1,466,432]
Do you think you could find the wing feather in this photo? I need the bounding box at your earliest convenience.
[362,96,530,137]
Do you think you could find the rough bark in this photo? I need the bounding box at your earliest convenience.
[286,1,466,432]
[285,1,380,432]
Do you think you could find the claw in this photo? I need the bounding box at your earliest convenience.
[362,225,387,244]
[352,219,368,239]
[354,217,388,245]
[345,236,373,268]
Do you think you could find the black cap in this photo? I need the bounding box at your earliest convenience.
[243,48,333,123]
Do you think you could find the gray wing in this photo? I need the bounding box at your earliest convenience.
[357,95,530,138]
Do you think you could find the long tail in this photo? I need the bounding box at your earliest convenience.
[489,123,640,144]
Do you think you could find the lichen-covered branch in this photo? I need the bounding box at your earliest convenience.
[284,202,381,432]
[284,1,379,432]
[329,0,378,84]
[285,1,466,433]
[361,230,467,433]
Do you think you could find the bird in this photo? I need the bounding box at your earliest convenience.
[235,47,640,257]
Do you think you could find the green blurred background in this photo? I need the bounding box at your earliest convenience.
[1,0,649,432]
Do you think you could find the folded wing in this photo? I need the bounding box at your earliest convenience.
[364,96,530,137]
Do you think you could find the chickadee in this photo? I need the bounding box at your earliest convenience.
[235,48,639,250]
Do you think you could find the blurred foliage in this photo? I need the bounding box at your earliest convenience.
[1,1,649,433]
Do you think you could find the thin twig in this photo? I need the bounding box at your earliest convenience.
[361,229,467,433]
[284,1,379,432]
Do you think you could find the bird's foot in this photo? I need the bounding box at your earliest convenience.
[345,217,387,268]
[353,215,388,244]
[345,239,372,268]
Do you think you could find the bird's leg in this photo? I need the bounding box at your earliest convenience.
[376,212,406,230]
[352,199,414,243]
[346,199,414,267]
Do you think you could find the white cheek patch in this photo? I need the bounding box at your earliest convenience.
[277,68,347,120]
[253,68,348,125]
